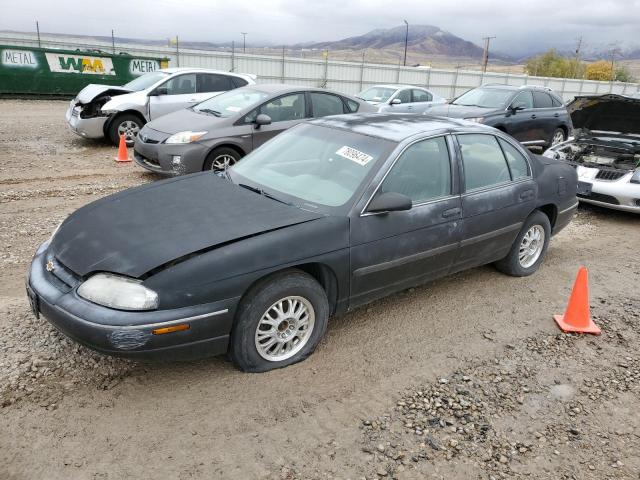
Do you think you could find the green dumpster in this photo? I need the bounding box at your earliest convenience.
[0,44,169,96]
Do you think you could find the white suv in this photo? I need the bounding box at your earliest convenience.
[66,68,257,145]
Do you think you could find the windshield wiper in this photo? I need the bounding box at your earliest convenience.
[237,183,293,206]
[197,108,221,117]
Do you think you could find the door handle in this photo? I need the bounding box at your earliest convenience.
[530,114,537,119]
[189,98,198,102]
[554,113,559,117]
[519,190,534,200]
[442,207,461,218]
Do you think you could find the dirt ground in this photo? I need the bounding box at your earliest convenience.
[0,99,638,480]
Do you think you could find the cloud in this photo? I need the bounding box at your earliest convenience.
[2,0,639,57]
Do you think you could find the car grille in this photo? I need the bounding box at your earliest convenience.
[578,192,620,205]
[142,137,159,144]
[134,151,160,166]
[595,169,626,181]
[71,107,80,117]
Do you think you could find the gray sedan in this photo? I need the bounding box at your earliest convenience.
[356,84,445,113]
[133,84,375,175]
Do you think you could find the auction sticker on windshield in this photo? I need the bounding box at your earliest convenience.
[336,146,373,166]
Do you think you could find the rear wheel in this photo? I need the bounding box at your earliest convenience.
[228,270,329,372]
[494,210,551,277]
[108,113,144,147]
[550,128,566,147]
[203,147,242,173]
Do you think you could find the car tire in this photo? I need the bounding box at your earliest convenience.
[228,270,329,373]
[108,113,144,147]
[494,210,551,277]
[549,128,566,147]
[203,147,242,173]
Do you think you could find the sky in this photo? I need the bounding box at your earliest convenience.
[3,0,640,56]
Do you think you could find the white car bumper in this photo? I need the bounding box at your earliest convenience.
[65,100,108,139]
[576,165,640,213]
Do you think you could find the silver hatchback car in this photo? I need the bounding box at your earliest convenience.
[66,68,256,146]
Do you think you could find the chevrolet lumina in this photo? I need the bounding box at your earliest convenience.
[66,68,256,146]
[27,114,577,372]
[543,94,640,213]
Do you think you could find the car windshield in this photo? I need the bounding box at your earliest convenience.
[122,71,169,91]
[357,87,397,102]
[229,123,395,208]
[193,89,269,117]
[453,88,514,108]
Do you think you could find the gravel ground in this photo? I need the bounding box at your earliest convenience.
[0,99,639,479]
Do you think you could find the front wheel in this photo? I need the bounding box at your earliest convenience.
[108,114,143,146]
[203,147,242,173]
[494,210,551,277]
[229,270,329,372]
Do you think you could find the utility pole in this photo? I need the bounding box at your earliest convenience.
[111,29,115,54]
[403,20,409,66]
[609,46,620,81]
[573,36,582,78]
[481,36,496,73]
[36,21,41,48]
[241,32,247,53]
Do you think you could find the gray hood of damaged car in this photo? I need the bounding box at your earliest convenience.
[568,94,640,135]
[49,173,322,278]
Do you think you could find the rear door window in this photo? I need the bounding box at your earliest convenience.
[231,76,249,88]
[533,91,553,108]
[498,138,530,179]
[310,93,346,117]
[457,134,511,191]
[197,74,234,93]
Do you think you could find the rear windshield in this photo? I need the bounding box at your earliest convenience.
[193,89,269,118]
[123,71,169,91]
[453,88,513,108]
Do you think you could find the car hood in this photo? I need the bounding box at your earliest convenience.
[49,173,322,278]
[425,104,498,118]
[567,94,640,135]
[145,108,227,135]
[76,84,133,104]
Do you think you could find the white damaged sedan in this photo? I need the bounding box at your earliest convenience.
[543,94,640,213]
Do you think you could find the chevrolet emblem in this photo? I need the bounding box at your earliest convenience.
[46,260,55,272]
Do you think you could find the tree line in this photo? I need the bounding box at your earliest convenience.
[525,49,634,82]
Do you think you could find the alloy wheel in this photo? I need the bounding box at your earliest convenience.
[210,154,237,172]
[518,225,545,268]
[254,296,316,361]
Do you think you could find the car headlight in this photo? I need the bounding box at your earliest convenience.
[165,131,207,144]
[631,169,640,184]
[77,273,159,311]
[464,117,484,123]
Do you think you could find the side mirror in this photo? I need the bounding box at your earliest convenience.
[254,113,272,128]
[367,192,412,214]
[390,98,402,105]
[150,86,168,96]
[509,103,526,113]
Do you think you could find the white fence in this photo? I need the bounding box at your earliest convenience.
[3,32,639,100]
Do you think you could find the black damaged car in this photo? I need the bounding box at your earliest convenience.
[27,114,578,372]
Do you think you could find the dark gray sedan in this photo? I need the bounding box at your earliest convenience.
[133,84,375,175]
[28,114,577,373]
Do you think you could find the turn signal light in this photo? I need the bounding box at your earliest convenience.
[152,323,190,335]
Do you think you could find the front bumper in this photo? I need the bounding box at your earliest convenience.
[576,168,640,214]
[27,242,239,361]
[65,101,108,139]
[133,133,209,176]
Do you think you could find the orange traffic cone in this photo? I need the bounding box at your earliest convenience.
[115,134,131,162]
[553,267,601,335]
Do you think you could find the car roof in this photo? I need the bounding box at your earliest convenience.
[364,84,424,90]
[159,67,252,78]
[244,83,357,96]
[309,113,491,142]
